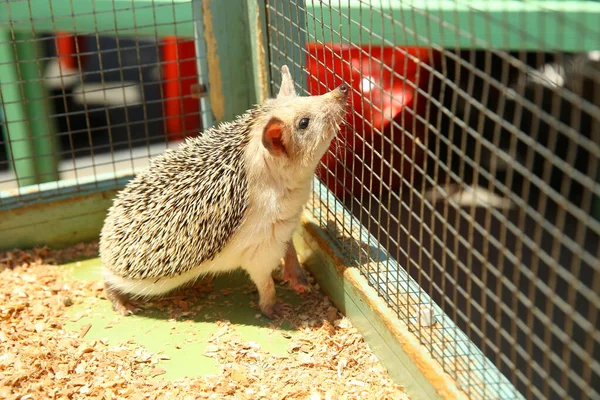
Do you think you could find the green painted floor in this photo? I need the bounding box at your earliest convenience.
[62,258,305,381]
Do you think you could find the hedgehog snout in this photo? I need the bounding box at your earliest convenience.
[331,84,349,102]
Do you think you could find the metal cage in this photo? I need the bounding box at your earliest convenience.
[1,1,599,399]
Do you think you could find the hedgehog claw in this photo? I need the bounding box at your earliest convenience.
[283,242,311,294]
[261,302,290,319]
[113,301,139,316]
[105,282,139,316]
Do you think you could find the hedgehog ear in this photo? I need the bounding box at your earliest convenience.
[262,117,288,157]
[277,65,297,98]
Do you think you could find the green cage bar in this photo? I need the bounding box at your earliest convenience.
[0,29,38,187]
[3,1,599,51]
[15,30,59,184]
[0,29,59,186]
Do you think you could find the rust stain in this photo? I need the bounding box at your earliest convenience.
[299,213,468,400]
[202,0,225,122]
[254,1,269,103]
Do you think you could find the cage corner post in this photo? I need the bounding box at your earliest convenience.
[191,0,213,130]
[195,0,260,125]
[0,28,59,188]
[246,0,271,104]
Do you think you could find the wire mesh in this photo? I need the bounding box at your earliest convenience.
[0,1,207,203]
[265,1,600,399]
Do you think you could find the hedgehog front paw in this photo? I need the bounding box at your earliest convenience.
[261,301,290,319]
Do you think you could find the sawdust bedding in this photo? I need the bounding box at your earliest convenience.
[0,242,409,399]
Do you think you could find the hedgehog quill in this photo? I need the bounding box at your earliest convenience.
[99,65,349,318]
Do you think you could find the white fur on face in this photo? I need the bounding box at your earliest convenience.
[260,91,347,170]
[269,65,348,169]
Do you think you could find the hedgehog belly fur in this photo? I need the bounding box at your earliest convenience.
[102,246,250,298]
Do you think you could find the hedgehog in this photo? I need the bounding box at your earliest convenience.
[98,65,349,318]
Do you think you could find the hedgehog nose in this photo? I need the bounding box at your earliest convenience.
[333,83,349,101]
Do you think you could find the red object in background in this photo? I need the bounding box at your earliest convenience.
[161,37,201,141]
[306,43,437,199]
[55,31,87,70]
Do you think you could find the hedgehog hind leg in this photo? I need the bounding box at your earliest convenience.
[282,241,311,294]
[104,281,140,316]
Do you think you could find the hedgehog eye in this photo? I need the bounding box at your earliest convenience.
[298,118,310,130]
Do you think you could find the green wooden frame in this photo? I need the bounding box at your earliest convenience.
[0,0,196,38]
[3,0,599,50]
[306,0,600,51]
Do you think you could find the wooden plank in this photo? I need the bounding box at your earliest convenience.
[305,0,600,51]
[14,31,60,184]
[0,173,135,250]
[191,0,215,129]
[246,0,271,104]
[0,188,120,251]
[0,172,134,209]
[5,1,598,51]
[197,0,274,124]
[199,0,255,123]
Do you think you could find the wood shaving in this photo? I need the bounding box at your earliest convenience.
[0,242,409,399]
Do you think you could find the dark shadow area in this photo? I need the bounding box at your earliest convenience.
[0,135,8,173]
[120,269,320,332]
[427,50,600,214]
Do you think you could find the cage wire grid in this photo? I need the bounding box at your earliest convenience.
[0,0,599,399]
[265,0,599,399]
[0,0,210,202]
